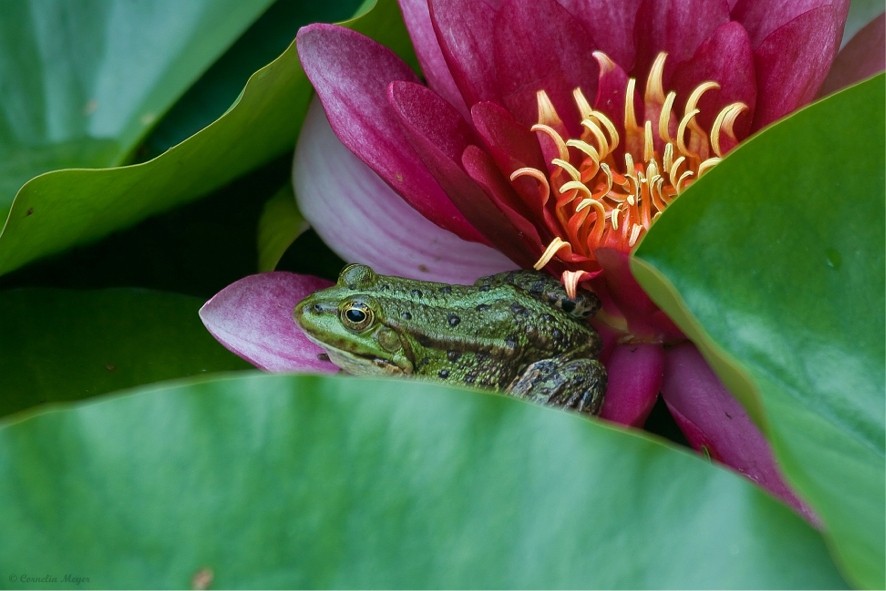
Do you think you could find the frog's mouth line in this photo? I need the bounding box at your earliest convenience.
[301,331,407,377]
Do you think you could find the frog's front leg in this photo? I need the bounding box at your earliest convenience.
[506,357,606,416]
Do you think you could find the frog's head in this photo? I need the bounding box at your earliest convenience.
[293,265,413,376]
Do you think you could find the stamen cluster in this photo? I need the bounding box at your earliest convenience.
[511,52,747,295]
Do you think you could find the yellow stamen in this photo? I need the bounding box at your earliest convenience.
[510,51,748,277]
[676,108,700,156]
[534,237,570,269]
[536,89,561,126]
[575,197,606,216]
[643,121,655,162]
[531,123,569,160]
[561,270,586,299]
[645,53,668,105]
[552,158,582,181]
[659,91,677,143]
[711,103,748,157]
[624,77,639,132]
[561,180,593,199]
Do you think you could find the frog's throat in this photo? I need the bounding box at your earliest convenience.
[303,333,409,377]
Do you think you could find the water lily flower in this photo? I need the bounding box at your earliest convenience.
[201,0,882,518]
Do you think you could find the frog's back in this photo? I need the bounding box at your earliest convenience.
[370,275,600,389]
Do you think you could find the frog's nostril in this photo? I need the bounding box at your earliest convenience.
[312,303,323,313]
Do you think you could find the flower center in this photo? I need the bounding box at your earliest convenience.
[511,52,747,294]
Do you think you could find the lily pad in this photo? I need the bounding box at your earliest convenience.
[0,373,846,588]
[0,0,275,213]
[0,0,414,277]
[0,288,249,419]
[632,74,884,589]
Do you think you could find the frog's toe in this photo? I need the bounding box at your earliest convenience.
[507,358,606,416]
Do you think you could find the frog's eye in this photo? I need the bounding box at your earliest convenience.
[341,301,374,331]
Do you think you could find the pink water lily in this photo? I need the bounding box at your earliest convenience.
[201,0,883,519]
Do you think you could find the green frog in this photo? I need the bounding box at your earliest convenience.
[293,264,606,415]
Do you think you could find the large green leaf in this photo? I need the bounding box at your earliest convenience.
[0,0,414,277]
[0,0,275,213]
[0,373,846,589]
[632,75,884,589]
[0,288,249,418]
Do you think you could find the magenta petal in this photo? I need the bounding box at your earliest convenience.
[296,24,483,243]
[731,0,849,47]
[600,343,665,427]
[593,248,684,342]
[492,0,600,129]
[398,0,468,118]
[751,6,846,128]
[669,21,756,138]
[470,101,549,217]
[461,144,545,266]
[557,0,642,69]
[470,101,546,175]
[819,12,886,96]
[389,81,533,265]
[199,272,337,373]
[428,0,502,107]
[294,99,516,283]
[662,343,817,522]
[633,0,730,79]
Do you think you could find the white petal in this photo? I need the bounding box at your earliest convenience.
[292,98,515,284]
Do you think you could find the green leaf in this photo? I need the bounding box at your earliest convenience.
[0,373,846,589]
[632,75,885,589]
[257,184,308,272]
[0,288,249,418]
[0,0,275,212]
[144,0,364,155]
[0,0,414,278]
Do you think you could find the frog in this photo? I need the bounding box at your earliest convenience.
[293,264,607,415]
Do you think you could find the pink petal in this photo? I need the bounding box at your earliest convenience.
[461,144,545,267]
[296,23,484,243]
[199,272,338,373]
[428,0,503,107]
[750,6,847,128]
[591,53,633,138]
[556,0,643,69]
[818,12,885,96]
[600,343,665,427]
[398,0,469,118]
[633,0,730,80]
[492,0,600,131]
[592,248,684,342]
[669,21,756,140]
[293,99,516,283]
[731,0,849,48]
[388,81,534,265]
[470,100,549,216]
[662,343,817,522]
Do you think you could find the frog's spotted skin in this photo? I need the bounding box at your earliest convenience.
[294,264,606,415]
[473,270,600,319]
